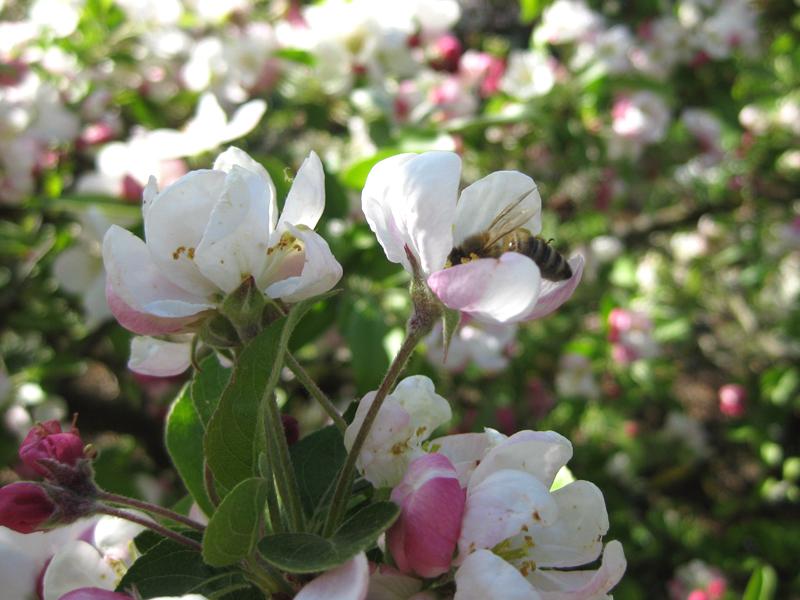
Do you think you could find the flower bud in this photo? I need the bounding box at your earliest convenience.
[387,453,465,578]
[19,420,85,478]
[718,384,746,418]
[0,482,56,533]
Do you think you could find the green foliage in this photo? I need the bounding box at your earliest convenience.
[202,478,270,567]
[166,385,215,517]
[290,425,347,518]
[191,354,232,427]
[258,501,399,573]
[744,565,777,600]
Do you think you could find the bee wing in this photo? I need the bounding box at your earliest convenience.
[481,188,538,250]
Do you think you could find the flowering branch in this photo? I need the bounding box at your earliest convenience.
[96,490,206,532]
[95,504,203,553]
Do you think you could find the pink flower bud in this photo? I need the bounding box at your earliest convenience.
[718,384,746,418]
[687,589,709,600]
[60,589,133,600]
[430,35,462,72]
[387,453,465,578]
[707,576,727,599]
[19,420,85,477]
[120,175,144,203]
[0,482,56,533]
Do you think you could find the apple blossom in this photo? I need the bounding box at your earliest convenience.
[608,308,659,364]
[387,453,465,578]
[533,0,602,45]
[102,146,342,342]
[19,419,85,477]
[344,375,451,488]
[362,151,584,325]
[718,384,746,418]
[0,482,56,533]
[499,51,557,100]
[425,319,517,373]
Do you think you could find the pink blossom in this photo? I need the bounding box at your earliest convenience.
[387,454,465,578]
[718,384,746,418]
[0,482,55,534]
[19,420,85,478]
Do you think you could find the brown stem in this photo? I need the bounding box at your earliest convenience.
[97,491,205,531]
[96,505,203,552]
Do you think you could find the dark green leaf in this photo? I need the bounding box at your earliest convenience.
[204,317,287,490]
[118,535,254,598]
[166,385,215,516]
[290,426,347,516]
[258,501,399,573]
[202,478,269,567]
[191,354,231,427]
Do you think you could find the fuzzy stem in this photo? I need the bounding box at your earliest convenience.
[285,353,346,432]
[97,491,206,531]
[322,325,426,536]
[96,504,202,552]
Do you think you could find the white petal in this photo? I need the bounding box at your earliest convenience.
[454,549,542,600]
[220,99,268,143]
[128,337,192,377]
[428,254,542,323]
[264,226,342,303]
[144,169,226,296]
[532,540,626,600]
[470,430,573,489]
[212,146,278,233]
[362,152,461,275]
[43,540,117,600]
[390,375,452,441]
[194,165,272,293]
[278,151,325,231]
[526,481,609,569]
[103,225,214,316]
[459,469,557,557]
[453,171,542,246]
[93,511,148,565]
[431,432,495,487]
[296,552,369,600]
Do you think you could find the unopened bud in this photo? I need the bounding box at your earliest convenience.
[19,420,85,478]
[0,482,56,533]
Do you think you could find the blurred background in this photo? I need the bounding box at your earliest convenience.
[0,0,798,597]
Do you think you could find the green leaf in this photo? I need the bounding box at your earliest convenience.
[290,426,347,516]
[519,0,546,23]
[204,317,287,491]
[191,354,232,427]
[118,535,256,598]
[744,564,777,600]
[202,477,269,567]
[166,385,215,517]
[204,296,324,491]
[258,501,399,573]
[342,298,390,393]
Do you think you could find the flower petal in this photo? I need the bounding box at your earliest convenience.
[42,540,117,600]
[128,337,192,377]
[278,151,325,231]
[459,469,557,558]
[469,430,573,490]
[453,170,542,246]
[526,481,609,569]
[264,226,343,303]
[520,255,584,321]
[220,99,268,144]
[103,226,213,333]
[388,454,465,578]
[296,552,369,600]
[531,540,626,600]
[194,165,272,293]
[144,169,226,296]
[213,146,278,231]
[362,152,461,275]
[428,254,542,323]
[432,432,497,486]
[454,549,542,600]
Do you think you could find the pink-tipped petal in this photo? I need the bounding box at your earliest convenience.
[531,540,626,600]
[428,254,542,324]
[387,454,465,578]
[295,553,369,600]
[105,282,202,336]
[521,255,584,321]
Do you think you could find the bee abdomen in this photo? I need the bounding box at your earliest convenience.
[523,238,572,282]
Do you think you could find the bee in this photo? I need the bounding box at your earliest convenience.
[447,189,573,282]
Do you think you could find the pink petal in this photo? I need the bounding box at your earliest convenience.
[106,283,201,336]
[387,454,465,578]
[427,254,541,324]
[521,255,584,321]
